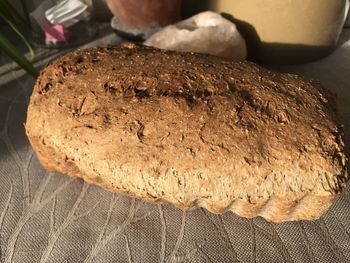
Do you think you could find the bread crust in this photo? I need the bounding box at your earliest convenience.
[26,43,348,222]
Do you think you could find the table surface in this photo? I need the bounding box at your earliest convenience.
[0,29,350,263]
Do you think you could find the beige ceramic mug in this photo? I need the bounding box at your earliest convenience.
[207,0,349,63]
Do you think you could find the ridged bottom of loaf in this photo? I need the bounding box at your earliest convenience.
[60,173,337,223]
[77,172,337,223]
[28,135,337,223]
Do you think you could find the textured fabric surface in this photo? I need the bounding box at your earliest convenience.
[0,30,350,263]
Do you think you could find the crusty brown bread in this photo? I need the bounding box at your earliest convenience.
[26,43,348,223]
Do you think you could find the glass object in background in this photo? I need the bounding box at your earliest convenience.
[207,0,349,64]
[107,0,182,41]
[27,0,97,48]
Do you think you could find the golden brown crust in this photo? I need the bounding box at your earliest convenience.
[26,43,348,223]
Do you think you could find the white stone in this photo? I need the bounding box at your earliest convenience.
[144,11,247,61]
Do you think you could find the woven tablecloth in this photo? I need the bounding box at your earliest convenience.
[1,29,350,263]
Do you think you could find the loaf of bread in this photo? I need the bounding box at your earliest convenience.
[26,43,348,223]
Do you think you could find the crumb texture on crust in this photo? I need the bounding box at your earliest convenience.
[26,43,348,223]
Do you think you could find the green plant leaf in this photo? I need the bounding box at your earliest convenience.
[0,32,38,77]
[0,14,35,60]
[0,0,30,30]
[19,0,31,29]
